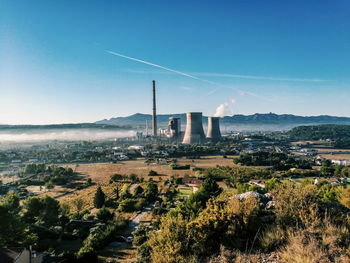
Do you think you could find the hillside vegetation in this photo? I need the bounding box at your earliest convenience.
[289,124,350,147]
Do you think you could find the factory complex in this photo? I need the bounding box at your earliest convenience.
[149,81,222,144]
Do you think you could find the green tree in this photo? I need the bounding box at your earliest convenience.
[0,193,37,247]
[320,160,335,177]
[93,186,106,208]
[144,181,158,201]
[118,199,136,212]
[22,195,60,226]
[132,223,150,246]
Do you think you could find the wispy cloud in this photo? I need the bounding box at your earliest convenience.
[192,72,330,82]
[180,86,194,91]
[106,50,277,101]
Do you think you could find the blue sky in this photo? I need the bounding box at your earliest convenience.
[1,0,349,124]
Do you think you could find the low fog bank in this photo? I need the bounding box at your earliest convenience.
[0,128,137,143]
[219,123,300,132]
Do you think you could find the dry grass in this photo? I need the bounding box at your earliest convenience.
[319,154,350,161]
[279,231,328,263]
[67,156,235,182]
[316,148,350,153]
[41,156,236,200]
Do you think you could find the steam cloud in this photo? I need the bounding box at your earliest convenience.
[0,129,136,143]
[214,98,236,117]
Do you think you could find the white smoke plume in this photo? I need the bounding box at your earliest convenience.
[214,98,236,117]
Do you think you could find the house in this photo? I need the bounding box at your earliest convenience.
[326,177,343,186]
[182,177,203,192]
[128,145,144,151]
[331,160,350,166]
[248,179,266,189]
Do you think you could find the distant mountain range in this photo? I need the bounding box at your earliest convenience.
[2,113,350,132]
[96,113,350,127]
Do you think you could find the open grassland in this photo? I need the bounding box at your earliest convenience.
[319,154,350,161]
[69,156,237,183]
[315,148,350,153]
[41,156,237,202]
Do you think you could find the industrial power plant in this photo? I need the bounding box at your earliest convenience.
[150,81,222,144]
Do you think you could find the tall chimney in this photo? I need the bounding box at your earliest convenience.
[152,80,157,137]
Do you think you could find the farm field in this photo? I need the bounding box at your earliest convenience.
[39,156,237,201]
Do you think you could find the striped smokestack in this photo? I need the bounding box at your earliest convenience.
[152,80,157,137]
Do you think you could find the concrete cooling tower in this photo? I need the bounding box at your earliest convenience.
[206,116,221,141]
[182,112,205,144]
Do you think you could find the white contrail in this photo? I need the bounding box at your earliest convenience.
[106,50,271,101]
[107,50,202,81]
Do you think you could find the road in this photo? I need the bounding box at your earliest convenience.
[127,204,152,234]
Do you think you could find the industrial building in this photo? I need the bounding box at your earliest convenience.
[167,117,181,140]
[148,80,223,144]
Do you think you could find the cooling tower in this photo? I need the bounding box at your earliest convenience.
[182,112,205,144]
[206,116,221,141]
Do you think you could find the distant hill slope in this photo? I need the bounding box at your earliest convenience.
[288,124,350,140]
[96,113,350,127]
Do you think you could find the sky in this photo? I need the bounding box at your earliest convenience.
[1,0,349,124]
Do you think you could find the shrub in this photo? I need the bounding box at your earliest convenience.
[272,183,321,227]
[147,215,189,263]
[339,186,350,208]
[77,224,116,258]
[96,207,114,222]
[148,170,158,176]
[109,174,125,183]
[170,164,191,170]
[118,199,136,212]
[134,198,147,211]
